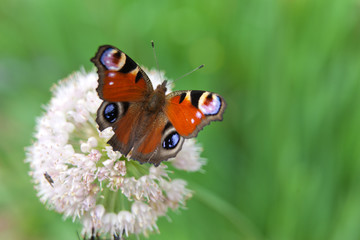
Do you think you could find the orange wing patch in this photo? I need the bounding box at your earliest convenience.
[112,104,142,146]
[102,70,147,102]
[135,124,164,154]
[165,95,204,137]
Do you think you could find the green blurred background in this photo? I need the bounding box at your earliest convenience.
[1,0,360,239]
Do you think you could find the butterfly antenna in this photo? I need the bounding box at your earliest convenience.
[173,64,205,82]
[151,40,163,82]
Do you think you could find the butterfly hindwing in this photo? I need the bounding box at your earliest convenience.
[91,45,153,102]
[130,114,185,166]
[96,101,141,155]
[165,90,226,138]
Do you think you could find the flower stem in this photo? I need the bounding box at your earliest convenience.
[192,183,266,240]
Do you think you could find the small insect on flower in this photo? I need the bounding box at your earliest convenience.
[44,172,54,187]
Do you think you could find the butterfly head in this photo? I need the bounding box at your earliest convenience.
[153,80,168,94]
[159,80,168,92]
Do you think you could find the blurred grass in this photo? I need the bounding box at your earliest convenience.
[1,0,360,239]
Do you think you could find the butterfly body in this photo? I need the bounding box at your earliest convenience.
[145,81,167,112]
[92,45,226,166]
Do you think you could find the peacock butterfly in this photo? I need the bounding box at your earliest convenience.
[91,45,226,166]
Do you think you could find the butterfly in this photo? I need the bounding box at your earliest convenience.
[91,45,226,166]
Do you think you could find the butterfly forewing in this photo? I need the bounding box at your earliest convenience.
[91,45,153,102]
[165,90,226,138]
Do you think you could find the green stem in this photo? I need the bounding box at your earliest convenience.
[109,189,117,213]
[191,183,266,240]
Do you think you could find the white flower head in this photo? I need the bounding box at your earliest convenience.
[26,68,204,239]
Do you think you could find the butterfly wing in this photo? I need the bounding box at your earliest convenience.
[165,90,226,138]
[126,111,184,166]
[91,45,153,102]
[92,45,154,156]
[97,101,144,156]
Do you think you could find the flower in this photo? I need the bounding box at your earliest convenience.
[25,68,205,239]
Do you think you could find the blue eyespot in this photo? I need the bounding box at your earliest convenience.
[162,132,180,149]
[103,103,118,123]
[100,48,121,70]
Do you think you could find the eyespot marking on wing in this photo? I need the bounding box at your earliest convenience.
[103,103,118,123]
[162,132,180,149]
[199,92,222,115]
[100,48,126,71]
